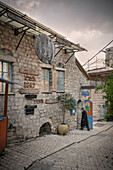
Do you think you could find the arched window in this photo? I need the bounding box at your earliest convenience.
[56,62,64,68]
[0,49,13,92]
[0,48,13,56]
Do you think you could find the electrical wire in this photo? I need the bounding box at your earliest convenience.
[83,40,113,67]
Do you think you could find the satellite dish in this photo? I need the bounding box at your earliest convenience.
[35,34,54,64]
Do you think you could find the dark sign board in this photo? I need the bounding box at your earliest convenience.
[25,105,37,115]
[81,86,95,89]
[25,105,37,109]
[25,109,34,115]
[25,95,37,99]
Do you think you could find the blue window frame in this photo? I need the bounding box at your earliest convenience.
[0,61,12,92]
[57,71,64,92]
[42,68,50,92]
[70,99,77,114]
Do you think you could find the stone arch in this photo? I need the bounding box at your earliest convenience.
[56,62,65,68]
[39,120,53,136]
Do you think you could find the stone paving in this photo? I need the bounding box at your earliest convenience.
[37,126,113,170]
[0,121,113,170]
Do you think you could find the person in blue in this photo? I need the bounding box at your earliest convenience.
[80,108,90,131]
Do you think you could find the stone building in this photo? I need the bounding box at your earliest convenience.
[0,2,106,142]
[88,46,113,120]
[105,46,113,67]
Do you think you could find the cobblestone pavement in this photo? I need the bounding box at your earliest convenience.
[0,121,113,170]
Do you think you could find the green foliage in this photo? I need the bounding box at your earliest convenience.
[57,93,76,123]
[104,112,113,121]
[57,93,76,111]
[25,136,29,141]
[95,71,113,121]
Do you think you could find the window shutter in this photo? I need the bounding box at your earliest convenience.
[52,70,57,91]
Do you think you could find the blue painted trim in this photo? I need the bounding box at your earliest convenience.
[0,117,7,121]
[0,78,22,86]
[10,63,12,92]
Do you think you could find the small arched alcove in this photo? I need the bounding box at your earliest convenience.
[39,122,51,136]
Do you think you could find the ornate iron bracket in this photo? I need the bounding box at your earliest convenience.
[54,46,64,58]
[15,31,26,51]
[65,51,76,64]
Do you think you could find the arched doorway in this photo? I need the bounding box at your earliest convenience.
[83,100,93,129]
[77,100,82,129]
[39,122,51,136]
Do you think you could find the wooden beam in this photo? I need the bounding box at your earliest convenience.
[56,37,71,47]
[7,12,36,30]
[19,88,39,94]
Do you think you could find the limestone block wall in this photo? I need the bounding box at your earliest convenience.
[0,23,106,142]
[90,89,106,120]
[0,23,89,141]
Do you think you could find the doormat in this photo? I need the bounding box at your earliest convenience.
[94,123,105,127]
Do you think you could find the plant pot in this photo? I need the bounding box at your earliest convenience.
[57,124,68,135]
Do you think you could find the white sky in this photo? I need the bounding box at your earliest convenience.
[1,0,113,69]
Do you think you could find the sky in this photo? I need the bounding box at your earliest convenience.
[1,0,113,69]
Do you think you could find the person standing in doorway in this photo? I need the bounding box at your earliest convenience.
[80,108,90,131]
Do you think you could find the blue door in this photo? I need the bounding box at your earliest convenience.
[83,100,93,129]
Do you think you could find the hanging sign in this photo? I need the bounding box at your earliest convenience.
[35,34,54,64]
[81,90,90,96]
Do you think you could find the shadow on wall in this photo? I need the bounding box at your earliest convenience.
[77,100,82,129]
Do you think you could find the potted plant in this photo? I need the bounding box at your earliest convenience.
[57,93,76,135]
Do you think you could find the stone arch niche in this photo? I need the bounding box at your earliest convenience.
[39,122,51,136]
[76,100,82,129]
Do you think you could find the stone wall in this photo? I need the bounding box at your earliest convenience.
[106,47,113,67]
[90,89,106,120]
[0,23,106,143]
[0,23,89,141]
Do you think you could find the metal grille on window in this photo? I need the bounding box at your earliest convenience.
[42,68,50,92]
[0,61,12,92]
[57,71,64,92]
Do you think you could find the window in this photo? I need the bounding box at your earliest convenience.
[41,68,50,92]
[57,71,64,92]
[0,61,12,92]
